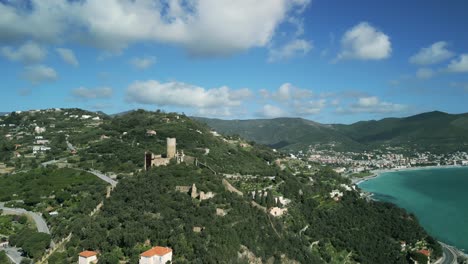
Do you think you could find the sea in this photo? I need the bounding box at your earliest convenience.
[358,166,468,252]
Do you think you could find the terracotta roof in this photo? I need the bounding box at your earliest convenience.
[79,251,98,258]
[418,249,431,257]
[140,246,172,257]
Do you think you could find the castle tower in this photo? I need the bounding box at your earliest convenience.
[166,138,176,158]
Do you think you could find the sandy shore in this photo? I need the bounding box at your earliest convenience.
[352,164,466,185]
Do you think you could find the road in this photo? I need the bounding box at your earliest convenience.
[0,203,50,234]
[0,246,23,264]
[435,242,458,264]
[1,203,52,264]
[41,157,67,167]
[82,169,118,187]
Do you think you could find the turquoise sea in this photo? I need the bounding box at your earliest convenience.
[359,167,468,252]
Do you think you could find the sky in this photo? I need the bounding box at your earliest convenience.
[1,0,468,124]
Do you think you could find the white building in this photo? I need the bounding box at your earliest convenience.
[78,251,98,264]
[139,246,172,264]
[35,126,46,134]
[33,146,51,154]
[330,189,344,201]
[269,207,288,217]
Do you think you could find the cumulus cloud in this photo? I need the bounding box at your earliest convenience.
[268,39,312,62]
[126,80,252,116]
[130,56,156,70]
[263,83,313,101]
[447,54,468,73]
[409,41,454,65]
[22,65,57,84]
[1,41,46,63]
[258,104,288,118]
[293,99,326,115]
[0,0,310,56]
[56,48,79,66]
[71,87,113,99]
[337,22,391,61]
[416,68,434,79]
[337,96,406,114]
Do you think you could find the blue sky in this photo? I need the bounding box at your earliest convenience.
[1,0,467,123]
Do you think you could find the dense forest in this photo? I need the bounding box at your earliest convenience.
[0,109,443,263]
[49,165,441,264]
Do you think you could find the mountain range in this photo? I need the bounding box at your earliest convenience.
[194,111,468,153]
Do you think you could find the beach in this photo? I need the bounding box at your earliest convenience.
[351,164,466,185]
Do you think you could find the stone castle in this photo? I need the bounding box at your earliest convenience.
[144,138,184,170]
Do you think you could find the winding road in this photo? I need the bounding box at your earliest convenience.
[82,169,118,187]
[0,203,50,234]
[436,242,458,264]
[1,202,51,263]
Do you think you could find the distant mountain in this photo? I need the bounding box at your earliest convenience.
[194,111,468,152]
[0,112,9,116]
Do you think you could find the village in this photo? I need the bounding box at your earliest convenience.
[286,144,468,176]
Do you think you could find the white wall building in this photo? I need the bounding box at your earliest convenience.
[78,251,98,264]
[139,246,172,264]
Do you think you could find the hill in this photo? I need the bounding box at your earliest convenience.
[194,111,468,153]
[0,108,443,263]
[193,117,361,151]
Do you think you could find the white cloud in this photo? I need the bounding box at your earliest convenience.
[447,54,468,73]
[0,0,310,56]
[1,41,46,63]
[337,96,406,114]
[56,48,79,66]
[130,56,156,70]
[22,65,57,84]
[268,39,312,62]
[72,87,113,99]
[416,68,434,79]
[293,99,326,115]
[263,83,313,101]
[126,80,252,116]
[258,104,288,118]
[337,22,391,61]
[409,41,454,65]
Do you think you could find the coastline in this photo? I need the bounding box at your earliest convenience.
[352,165,468,261]
[352,164,466,185]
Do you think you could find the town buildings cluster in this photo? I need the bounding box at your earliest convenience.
[301,145,468,174]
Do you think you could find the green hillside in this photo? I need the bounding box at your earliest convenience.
[194,117,361,151]
[195,111,468,152]
[0,109,445,263]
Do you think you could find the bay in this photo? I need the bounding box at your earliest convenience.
[359,167,468,252]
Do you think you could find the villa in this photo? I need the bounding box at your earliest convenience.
[139,246,172,264]
[78,251,98,264]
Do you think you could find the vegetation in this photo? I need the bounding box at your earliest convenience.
[0,215,30,236]
[9,229,51,259]
[0,251,11,263]
[0,109,448,263]
[196,111,468,152]
[49,165,440,263]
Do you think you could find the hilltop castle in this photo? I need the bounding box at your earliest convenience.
[144,138,184,170]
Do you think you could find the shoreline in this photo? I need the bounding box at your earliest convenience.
[351,165,468,260]
[352,164,466,185]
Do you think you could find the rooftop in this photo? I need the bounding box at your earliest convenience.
[141,246,172,257]
[79,251,98,258]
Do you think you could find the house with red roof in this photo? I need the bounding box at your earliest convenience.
[78,251,98,264]
[139,246,173,264]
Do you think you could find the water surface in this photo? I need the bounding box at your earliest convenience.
[359,167,468,251]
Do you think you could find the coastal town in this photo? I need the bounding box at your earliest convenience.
[288,144,468,176]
